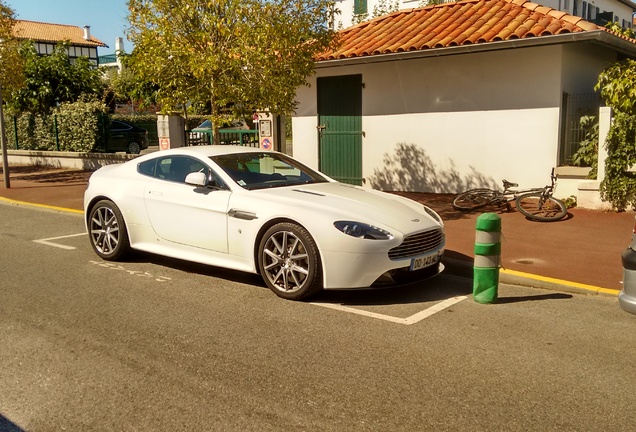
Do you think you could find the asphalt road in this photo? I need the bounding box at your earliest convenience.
[1,203,635,431]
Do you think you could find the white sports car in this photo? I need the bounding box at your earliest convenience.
[84,145,446,300]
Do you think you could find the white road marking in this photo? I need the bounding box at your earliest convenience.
[89,261,173,282]
[33,232,87,250]
[311,295,468,325]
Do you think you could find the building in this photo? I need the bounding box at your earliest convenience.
[293,0,636,200]
[12,19,107,65]
[334,0,635,29]
[99,37,126,74]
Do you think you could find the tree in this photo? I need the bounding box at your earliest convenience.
[596,58,636,115]
[127,0,338,142]
[11,42,104,115]
[102,53,160,112]
[0,0,24,104]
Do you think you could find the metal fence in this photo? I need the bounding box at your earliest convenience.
[559,92,602,166]
[186,129,259,147]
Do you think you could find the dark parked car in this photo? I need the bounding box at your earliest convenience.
[620,216,636,314]
[107,120,149,154]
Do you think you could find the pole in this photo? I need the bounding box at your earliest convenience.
[473,213,501,304]
[0,82,10,188]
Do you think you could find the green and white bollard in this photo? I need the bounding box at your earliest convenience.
[473,213,501,304]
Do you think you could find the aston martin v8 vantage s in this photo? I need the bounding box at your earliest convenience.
[84,145,446,300]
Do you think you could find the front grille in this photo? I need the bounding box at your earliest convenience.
[388,228,444,260]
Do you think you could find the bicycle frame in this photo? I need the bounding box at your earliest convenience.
[452,168,566,221]
[495,168,558,206]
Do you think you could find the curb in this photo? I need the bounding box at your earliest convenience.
[442,256,619,298]
[0,196,84,215]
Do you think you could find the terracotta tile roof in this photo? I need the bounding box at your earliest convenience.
[12,20,107,48]
[319,0,632,61]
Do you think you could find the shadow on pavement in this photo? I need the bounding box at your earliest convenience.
[0,166,92,185]
[313,272,473,307]
[0,414,25,432]
[496,292,573,304]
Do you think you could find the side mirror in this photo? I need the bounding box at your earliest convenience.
[185,171,207,187]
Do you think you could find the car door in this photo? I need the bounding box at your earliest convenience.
[143,156,231,253]
[108,120,131,152]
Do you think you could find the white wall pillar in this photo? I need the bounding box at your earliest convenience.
[577,106,612,209]
[597,106,611,181]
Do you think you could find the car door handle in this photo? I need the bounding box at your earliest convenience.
[148,190,163,196]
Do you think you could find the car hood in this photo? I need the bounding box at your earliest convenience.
[252,182,442,234]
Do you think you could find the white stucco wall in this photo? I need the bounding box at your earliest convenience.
[293,42,616,198]
[561,42,616,92]
[294,45,566,194]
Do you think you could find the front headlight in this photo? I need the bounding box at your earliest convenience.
[334,221,394,240]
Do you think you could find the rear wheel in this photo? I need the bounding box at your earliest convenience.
[258,222,323,300]
[88,200,130,260]
[515,193,567,222]
[127,141,141,154]
[452,189,498,211]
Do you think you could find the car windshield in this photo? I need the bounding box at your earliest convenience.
[211,152,329,190]
[196,120,212,129]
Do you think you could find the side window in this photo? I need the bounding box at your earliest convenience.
[138,156,207,182]
[354,0,367,15]
[138,159,157,177]
[138,156,226,188]
[160,156,199,183]
[157,158,172,179]
[111,121,130,131]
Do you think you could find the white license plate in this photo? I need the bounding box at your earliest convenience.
[410,253,439,271]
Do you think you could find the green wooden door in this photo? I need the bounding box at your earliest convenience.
[317,75,363,185]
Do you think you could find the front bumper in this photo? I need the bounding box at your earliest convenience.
[320,248,445,289]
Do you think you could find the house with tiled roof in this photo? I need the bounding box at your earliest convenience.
[12,20,107,65]
[293,0,636,199]
[334,0,635,29]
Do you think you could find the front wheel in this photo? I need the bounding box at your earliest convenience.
[515,193,567,222]
[258,222,323,300]
[452,189,498,211]
[88,200,131,260]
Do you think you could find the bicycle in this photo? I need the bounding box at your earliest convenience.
[452,168,567,222]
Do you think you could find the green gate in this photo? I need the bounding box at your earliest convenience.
[317,75,363,185]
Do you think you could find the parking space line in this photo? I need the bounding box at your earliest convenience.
[311,295,468,325]
[33,232,87,250]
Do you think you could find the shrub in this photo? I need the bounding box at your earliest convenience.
[7,99,109,152]
[600,112,636,211]
[55,99,109,152]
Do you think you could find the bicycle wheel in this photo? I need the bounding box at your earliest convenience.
[515,193,567,222]
[452,189,498,211]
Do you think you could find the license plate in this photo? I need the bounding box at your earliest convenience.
[410,253,439,271]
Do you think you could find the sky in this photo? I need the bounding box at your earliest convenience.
[8,0,132,54]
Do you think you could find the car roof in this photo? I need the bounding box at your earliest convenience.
[135,145,271,162]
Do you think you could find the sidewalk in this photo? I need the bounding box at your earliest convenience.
[1,163,631,295]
